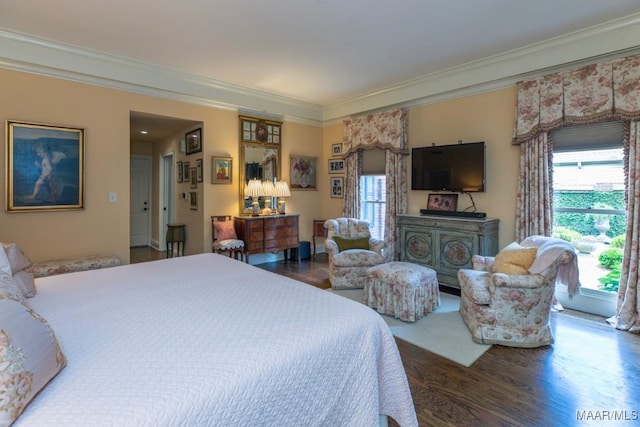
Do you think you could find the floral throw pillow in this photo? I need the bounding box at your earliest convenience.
[0,297,67,425]
[214,221,238,241]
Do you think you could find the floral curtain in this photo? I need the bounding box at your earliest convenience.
[342,109,409,260]
[513,54,640,332]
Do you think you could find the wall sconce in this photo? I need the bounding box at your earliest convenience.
[273,181,291,214]
[245,179,263,216]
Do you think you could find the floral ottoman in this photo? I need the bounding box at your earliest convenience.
[364,262,440,322]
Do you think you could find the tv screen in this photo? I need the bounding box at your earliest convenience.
[411,142,485,192]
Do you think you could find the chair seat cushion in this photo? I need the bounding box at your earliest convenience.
[458,269,492,305]
[213,239,245,251]
[332,250,385,267]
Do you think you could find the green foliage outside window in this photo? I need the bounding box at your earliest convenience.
[553,190,625,237]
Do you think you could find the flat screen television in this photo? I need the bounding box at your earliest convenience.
[411,141,485,192]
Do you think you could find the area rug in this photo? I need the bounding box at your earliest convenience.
[328,289,491,367]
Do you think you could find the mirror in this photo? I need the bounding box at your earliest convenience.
[239,143,281,214]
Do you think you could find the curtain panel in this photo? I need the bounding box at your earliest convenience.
[513,54,640,145]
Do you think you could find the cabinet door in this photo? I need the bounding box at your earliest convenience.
[400,226,435,267]
[438,231,477,271]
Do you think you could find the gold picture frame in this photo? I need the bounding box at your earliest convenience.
[6,120,85,212]
[212,156,232,184]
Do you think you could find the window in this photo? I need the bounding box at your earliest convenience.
[360,175,386,240]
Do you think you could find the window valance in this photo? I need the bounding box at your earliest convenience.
[342,108,409,156]
[513,54,640,144]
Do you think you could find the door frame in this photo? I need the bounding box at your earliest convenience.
[158,151,176,251]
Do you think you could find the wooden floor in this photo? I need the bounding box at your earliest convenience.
[131,247,640,426]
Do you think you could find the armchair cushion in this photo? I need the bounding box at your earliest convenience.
[492,242,537,275]
[332,250,386,268]
[333,236,370,252]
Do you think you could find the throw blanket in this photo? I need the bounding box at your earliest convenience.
[520,235,582,298]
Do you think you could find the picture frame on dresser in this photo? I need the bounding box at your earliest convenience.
[427,193,458,211]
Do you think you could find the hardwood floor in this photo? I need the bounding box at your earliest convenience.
[131,248,640,426]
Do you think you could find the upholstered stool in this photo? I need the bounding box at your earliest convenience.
[364,262,440,322]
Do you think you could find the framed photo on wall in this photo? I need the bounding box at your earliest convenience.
[6,120,85,212]
[328,159,345,174]
[182,161,190,182]
[330,177,344,198]
[177,161,183,183]
[190,167,198,189]
[189,191,198,210]
[196,158,203,182]
[427,193,458,211]
[290,154,317,190]
[185,128,202,155]
[212,156,232,184]
[332,143,342,156]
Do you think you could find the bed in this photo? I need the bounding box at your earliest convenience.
[13,253,417,426]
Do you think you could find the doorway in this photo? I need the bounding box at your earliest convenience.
[130,155,152,247]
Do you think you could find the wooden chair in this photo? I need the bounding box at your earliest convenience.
[211,215,246,262]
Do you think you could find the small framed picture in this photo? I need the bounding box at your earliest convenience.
[328,159,345,174]
[212,156,232,184]
[185,128,202,155]
[177,161,183,183]
[196,158,203,182]
[182,161,190,182]
[190,167,197,189]
[330,177,344,198]
[290,154,318,190]
[332,143,342,156]
[427,193,458,211]
[189,191,198,210]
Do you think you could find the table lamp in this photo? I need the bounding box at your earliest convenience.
[273,181,291,214]
[261,180,275,215]
[245,179,263,216]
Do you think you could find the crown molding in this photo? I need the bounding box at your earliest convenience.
[322,13,640,121]
[2,13,640,126]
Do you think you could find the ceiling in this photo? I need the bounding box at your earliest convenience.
[2,0,640,135]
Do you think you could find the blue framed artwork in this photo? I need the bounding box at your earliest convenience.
[6,121,85,212]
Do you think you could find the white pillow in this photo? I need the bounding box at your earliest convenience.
[2,243,32,274]
[0,245,12,276]
[13,270,36,299]
[0,297,67,426]
[0,272,25,303]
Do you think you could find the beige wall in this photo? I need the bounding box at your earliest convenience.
[0,69,323,263]
[1,67,518,264]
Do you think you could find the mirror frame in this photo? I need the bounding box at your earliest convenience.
[238,115,282,215]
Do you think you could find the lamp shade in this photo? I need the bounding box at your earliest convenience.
[262,180,275,196]
[273,181,291,198]
[245,179,263,197]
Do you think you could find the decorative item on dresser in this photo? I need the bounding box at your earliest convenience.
[397,214,499,290]
[261,180,275,215]
[234,214,300,264]
[244,178,263,216]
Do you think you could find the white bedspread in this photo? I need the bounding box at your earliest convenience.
[19,254,417,427]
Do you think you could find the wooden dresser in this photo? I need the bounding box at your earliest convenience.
[234,214,300,263]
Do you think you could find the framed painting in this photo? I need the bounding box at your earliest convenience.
[177,161,183,183]
[427,193,458,211]
[6,120,85,212]
[212,156,232,184]
[190,167,198,189]
[182,161,190,182]
[189,191,198,210]
[196,158,203,182]
[290,154,317,190]
[185,128,202,155]
[328,159,345,174]
[330,177,344,198]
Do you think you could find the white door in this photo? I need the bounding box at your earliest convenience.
[130,156,151,247]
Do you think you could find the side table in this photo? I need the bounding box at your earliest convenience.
[166,223,186,257]
[312,219,328,259]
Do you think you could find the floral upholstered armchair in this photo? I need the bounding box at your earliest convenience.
[458,236,578,348]
[324,218,387,289]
